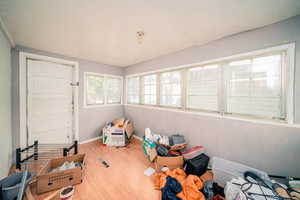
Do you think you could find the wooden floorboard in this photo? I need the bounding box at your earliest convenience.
[32,138,160,200]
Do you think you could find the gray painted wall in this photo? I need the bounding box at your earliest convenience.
[11,46,124,152]
[124,16,300,177]
[0,27,12,178]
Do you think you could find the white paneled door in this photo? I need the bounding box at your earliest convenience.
[27,59,74,145]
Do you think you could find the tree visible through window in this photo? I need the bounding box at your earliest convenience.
[107,77,122,104]
[85,73,122,106]
[86,74,104,105]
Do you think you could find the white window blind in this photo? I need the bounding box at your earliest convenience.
[125,44,293,123]
[187,65,219,111]
[225,53,284,119]
[143,74,157,105]
[106,77,122,104]
[160,71,182,107]
[127,77,140,104]
[86,74,105,105]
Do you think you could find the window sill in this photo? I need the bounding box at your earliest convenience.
[83,104,123,109]
[124,103,300,128]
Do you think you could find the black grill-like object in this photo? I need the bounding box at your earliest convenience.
[16,140,78,170]
[63,140,78,156]
[16,141,38,170]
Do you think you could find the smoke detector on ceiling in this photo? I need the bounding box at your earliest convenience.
[136,31,145,44]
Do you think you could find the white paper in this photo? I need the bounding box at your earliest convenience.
[144,167,155,176]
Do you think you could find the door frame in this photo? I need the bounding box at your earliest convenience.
[19,52,79,148]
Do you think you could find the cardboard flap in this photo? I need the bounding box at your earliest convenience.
[155,155,184,171]
[125,121,134,138]
[156,156,184,166]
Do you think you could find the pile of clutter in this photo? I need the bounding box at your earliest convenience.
[143,128,190,163]
[154,168,223,200]
[143,128,222,200]
[143,128,300,200]
[102,118,134,147]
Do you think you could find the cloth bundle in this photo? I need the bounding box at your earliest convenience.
[154,168,205,200]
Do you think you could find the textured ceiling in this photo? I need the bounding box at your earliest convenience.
[1,0,300,67]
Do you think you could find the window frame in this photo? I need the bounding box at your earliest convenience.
[126,76,141,105]
[141,73,158,105]
[125,43,295,124]
[106,76,123,105]
[159,69,184,109]
[185,63,221,114]
[85,73,105,106]
[84,72,123,108]
[223,51,286,121]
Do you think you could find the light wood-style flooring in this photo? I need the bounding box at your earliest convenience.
[32,138,160,200]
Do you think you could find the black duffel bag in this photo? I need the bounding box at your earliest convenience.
[184,153,209,177]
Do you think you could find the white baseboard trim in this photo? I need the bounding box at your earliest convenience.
[79,136,102,144]
[133,134,143,141]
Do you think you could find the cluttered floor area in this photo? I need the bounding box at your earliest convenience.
[32,137,160,200]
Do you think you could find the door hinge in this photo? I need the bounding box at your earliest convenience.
[70,82,79,86]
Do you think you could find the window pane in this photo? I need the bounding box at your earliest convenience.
[143,74,157,105]
[127,77,140,104]
[226,54,283,119]
[87,75,104,105]
[107,77,122,104]
[160,71,182,107]
[187,65,219,111]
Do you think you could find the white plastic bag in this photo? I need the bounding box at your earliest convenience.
[225,177,277,200]
[225,177,250,200]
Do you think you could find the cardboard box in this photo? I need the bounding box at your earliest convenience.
[155,155,184,172]
[143,138,157,162]
[36,154,85,194]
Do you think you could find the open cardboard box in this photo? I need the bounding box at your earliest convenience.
[155,155,184,172]
[36,154,85,194]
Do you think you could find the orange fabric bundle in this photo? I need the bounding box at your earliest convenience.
[154,168,205,200]
[183,175,205,200]
[154,168,186,190]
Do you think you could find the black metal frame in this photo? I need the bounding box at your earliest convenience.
[63,140,78,156]
[16,140,38,169]
[16,140,78,169]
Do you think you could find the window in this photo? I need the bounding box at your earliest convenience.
[84,73,123,107]
[187,64,219,111]
[127,77,140,104]
[86,74,105,105]
[142,74,157,105]
[225,54,285,120]
[160,70,182,107]
[106,77,122,104]
[125,44,294,123]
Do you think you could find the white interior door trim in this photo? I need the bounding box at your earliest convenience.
[19,52,79,148]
